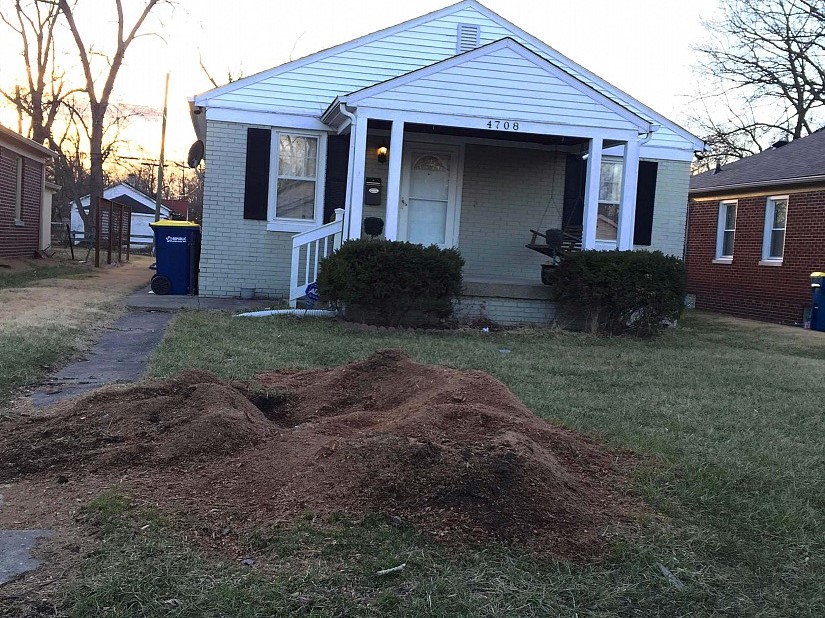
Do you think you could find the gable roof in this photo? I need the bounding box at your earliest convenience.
[193,1,475,103]
[690,129,825,195]
[192,0,703,152]
[0,123,56,160]
[328,38,650,132]
[79,182,171,216]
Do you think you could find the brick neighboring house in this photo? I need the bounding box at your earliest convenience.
[686,129,825,325]
[0,124,56,259]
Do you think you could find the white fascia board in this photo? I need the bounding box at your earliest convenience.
[205,107,332,131]
[356,105,639,141]
[471,2,706,150]
[604,143,697,162]
[104,183,160,211]
[191,0,477,105]
[345,38,651,132]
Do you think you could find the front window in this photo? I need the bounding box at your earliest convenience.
[762,196,787,261]
[275,134,318,220]
[597,159,622,241]
[716,201,737,260]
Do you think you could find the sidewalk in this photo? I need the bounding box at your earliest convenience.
[123,286,276,312]
[31,291,273,408]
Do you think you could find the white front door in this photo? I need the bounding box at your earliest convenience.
[399,145,460,248]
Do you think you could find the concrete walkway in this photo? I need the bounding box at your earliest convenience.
[31,290,272,408]
[124,286,276,312]
[0,530,52,586]
[31,309,174,408]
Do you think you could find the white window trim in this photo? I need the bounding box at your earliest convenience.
[760,195,788,265]
[265,129,328,233]
[14,155,23,225]
[715,199,737,262]
[596,157,622,243]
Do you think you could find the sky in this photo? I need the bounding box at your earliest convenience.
[0,0,722,164]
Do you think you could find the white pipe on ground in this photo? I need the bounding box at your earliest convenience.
[234,309,337,318]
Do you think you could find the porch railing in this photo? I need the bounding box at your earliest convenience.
[289,208,344,305]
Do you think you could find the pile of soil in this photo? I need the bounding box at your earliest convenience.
[0,351,641,561]
[0,371,273,475]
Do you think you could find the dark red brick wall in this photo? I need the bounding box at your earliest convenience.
[0,147,43,259]
[685,190,825,325]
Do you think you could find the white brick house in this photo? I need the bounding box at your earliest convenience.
[190,0,702,324]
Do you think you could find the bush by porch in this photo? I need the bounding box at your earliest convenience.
[317,239,463,327]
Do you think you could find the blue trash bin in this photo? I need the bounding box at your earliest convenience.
[149,221,201,295]
[811,272,825,331]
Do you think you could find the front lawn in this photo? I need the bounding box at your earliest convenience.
[64,313,825,615]
[0,258,151,409]
[0,259,91,291]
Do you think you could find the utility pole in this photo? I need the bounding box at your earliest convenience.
[154,72,170,223]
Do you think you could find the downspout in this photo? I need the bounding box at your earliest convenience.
[338,101,357,240]
[235,308,337,318]
[638,123,660,147]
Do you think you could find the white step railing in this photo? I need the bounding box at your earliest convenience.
[289,208,344,305]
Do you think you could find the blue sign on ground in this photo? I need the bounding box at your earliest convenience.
[305,282,319,308]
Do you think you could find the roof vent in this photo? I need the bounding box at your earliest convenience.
[456,24,480,53]
[771,139,789,149]
[713,161,722,174]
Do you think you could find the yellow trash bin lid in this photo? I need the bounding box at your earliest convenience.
[811,272,825,287]
[149,220,200,228]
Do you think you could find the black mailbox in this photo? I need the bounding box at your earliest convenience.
[365,177,382,206]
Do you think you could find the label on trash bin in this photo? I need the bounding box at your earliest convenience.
[165,235,187,244]
[305,282,319,308]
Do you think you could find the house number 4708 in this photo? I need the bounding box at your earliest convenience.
[486,120,519,131]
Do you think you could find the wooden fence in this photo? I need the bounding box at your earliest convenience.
[95,197,132,267]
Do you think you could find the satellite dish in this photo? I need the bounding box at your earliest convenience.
[187,140,204,169]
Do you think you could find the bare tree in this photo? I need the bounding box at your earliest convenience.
[0,0,78,144]
[56,0,170,223]
[692,0,825,161]
[199,53,244,89]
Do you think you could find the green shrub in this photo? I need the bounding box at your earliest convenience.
[317,239,464,326]
[549,250,687,336]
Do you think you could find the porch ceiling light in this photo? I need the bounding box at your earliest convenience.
[376,143,389,164]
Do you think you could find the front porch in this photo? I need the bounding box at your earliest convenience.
[289,119,646,323]
[286,37,654,320]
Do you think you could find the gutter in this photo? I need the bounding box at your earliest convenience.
[638,123,660,146]
[690,174,825,196]
[337,101,358,239]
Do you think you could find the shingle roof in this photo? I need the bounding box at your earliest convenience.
[109,194,155,215]
[690,128,825,194]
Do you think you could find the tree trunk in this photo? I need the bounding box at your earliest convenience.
[88,104,106,243]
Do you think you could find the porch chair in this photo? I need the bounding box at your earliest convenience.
[525,226,583,284]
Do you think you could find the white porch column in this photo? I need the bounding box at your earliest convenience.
[582,137,603,250]
[345,114,369,240]
[617,138,640,250]
[384,120,405,240]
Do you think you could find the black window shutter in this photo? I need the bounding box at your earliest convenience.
[243,128,271,220]
[562,154,586,229]
[633,161,658,246]
[324,133,350,223]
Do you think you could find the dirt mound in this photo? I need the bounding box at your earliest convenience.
[0,370,272,477]
[0,352,642,561]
